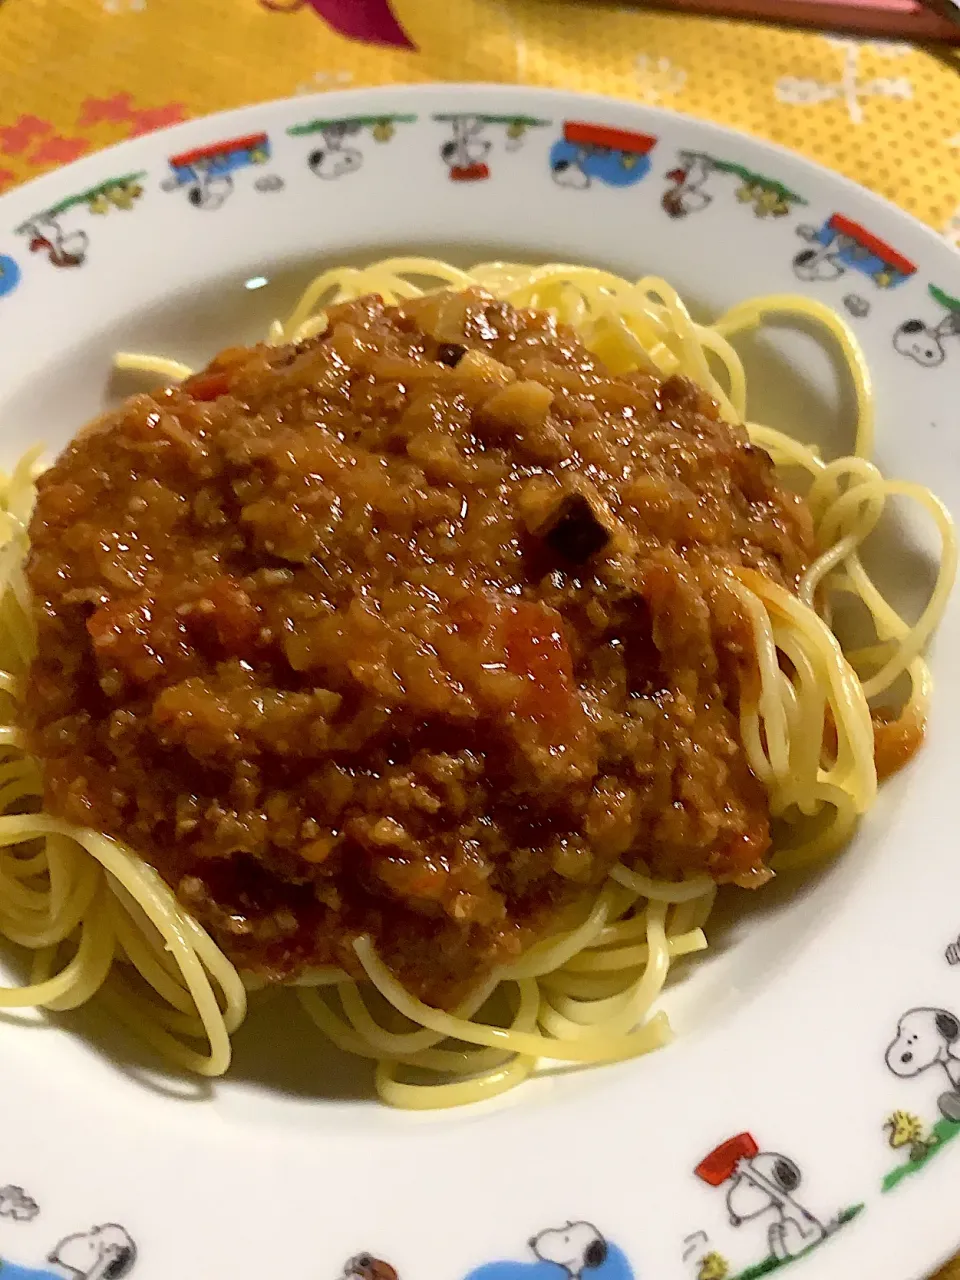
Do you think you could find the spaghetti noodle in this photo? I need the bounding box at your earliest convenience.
[0,258,951,1108]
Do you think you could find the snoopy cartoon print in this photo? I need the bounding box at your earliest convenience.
[886,1007,960,1121]
[893,285,960,368]
[287,114,416,180]
[438,116,491,181]
[550,121,657,191]
[435,114,549,183]
[306,120,364,179]
[792,214,915,290]
[662,153,715,218]
[686,1132,865,1278]
[531,1224,614,1279]
[661,152,804,221]
[161,133,278,210]
[694,1133,826,1266]
[0,1223,136,1280]
[462,1221,634,1280]
[17,215,89,269]
[15,173,145,270]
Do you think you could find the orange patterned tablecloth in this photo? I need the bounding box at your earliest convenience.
[0,0,958,1273]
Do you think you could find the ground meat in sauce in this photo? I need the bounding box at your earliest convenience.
[22,289,816,1005]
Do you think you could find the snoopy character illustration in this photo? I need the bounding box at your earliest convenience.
[0,1222,136,1280]
[19,215,89,269]
[462,1220,631,1280]
[662,153,714,218]
[792,215,915,290]
[529,1223,609,1280]
[893,311,960,368]
[886,1007,960,1122]
[892,284,960,367]
[50,1224,136,1280]
[161,133,273,210]
[306,120,365,180]
[439,116,492,181]
[695,1133,826,1264]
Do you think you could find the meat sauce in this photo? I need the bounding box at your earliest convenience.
[23,289,815,1003]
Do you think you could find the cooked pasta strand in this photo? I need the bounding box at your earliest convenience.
[0,259,944,1108]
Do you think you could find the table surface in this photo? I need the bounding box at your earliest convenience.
[0,0,958,1275]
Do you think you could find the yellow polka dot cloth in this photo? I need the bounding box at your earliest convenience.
[0,2,959,1273]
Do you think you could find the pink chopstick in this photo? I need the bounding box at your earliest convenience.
[636,0,960,42]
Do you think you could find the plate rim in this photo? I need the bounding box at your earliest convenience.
[0,81,958,276]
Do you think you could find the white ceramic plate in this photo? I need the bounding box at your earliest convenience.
[0,84,958,1280]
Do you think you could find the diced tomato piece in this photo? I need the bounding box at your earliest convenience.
[87,576,261,683]
[452,592,577,728]
[202,577,261,658]
[183,371,231,401]
[177,576,261,662]
[87,593,188,685]
[502,600,576,726]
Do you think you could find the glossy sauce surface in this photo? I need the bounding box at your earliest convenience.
[23,291,814,1002]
